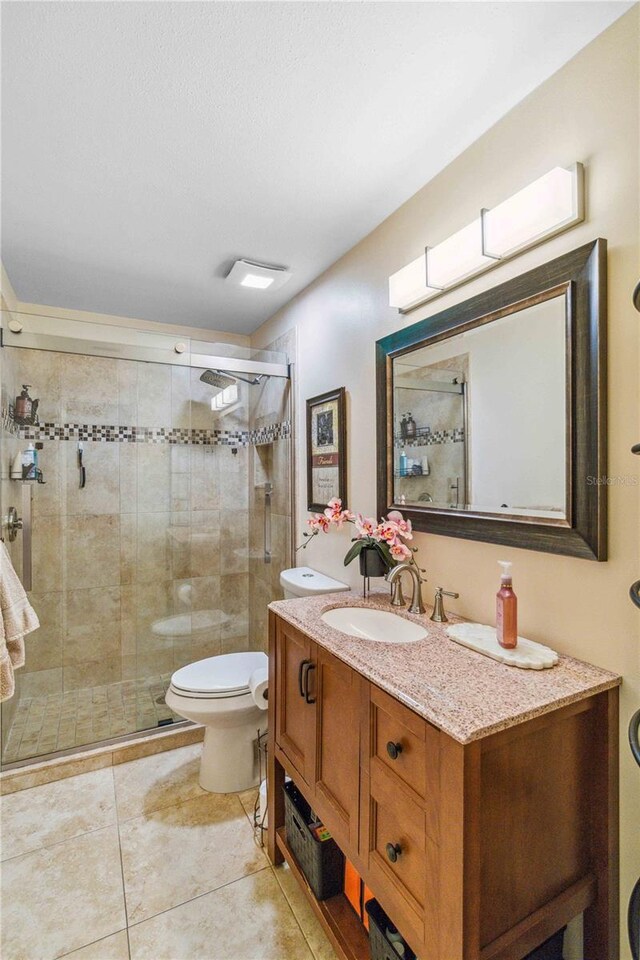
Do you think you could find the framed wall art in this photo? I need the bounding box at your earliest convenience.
[306,387,347,512]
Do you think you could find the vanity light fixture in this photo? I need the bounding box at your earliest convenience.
[389,163,584,313]
[226,258,292,292]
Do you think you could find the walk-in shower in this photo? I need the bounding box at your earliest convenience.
[0,314,293,767]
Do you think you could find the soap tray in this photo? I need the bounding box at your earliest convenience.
[446,622,559,670]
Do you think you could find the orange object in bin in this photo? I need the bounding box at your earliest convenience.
[343,860,361,917]
[343,860,374,931]
[363,884,374,931]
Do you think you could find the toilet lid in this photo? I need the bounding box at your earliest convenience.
[170,651,267,696]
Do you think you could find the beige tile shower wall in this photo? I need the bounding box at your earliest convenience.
[248,330,294,652]
[4,347,252,708]
[251,13,639,955]
[0,338,23,747]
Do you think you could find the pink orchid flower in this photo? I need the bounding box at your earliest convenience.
[390,541,412,561]
[355,514,379,539]
[308,514,330,532]
[378,520,401,544]
[324,498,353,528]
[387,511,413,540]
[299,499,422,576]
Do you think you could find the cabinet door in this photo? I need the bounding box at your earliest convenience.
[275,618,316,784]
[312,646,361,852]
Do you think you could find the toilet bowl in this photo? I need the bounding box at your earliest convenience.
[280,566,350,600]
[165,651,268,793]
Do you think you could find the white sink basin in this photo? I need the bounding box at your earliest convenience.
[321,607,427,644]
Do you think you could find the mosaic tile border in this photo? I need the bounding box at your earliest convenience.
[251,421,291,445]
[394,426,464,448]
[3,414,291,447]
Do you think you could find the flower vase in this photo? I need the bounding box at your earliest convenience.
[359,546,388,579]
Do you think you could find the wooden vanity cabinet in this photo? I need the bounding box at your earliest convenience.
[268,611,619,960]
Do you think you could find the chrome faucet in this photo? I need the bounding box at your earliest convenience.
[387,563,426,616]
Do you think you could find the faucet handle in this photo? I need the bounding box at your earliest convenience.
[389,576,405,607]
[430,587,459,623]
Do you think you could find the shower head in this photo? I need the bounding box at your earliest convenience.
[199,369,265,388]
[200,370,236,389]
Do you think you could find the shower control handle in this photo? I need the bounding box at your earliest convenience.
[6,506,23,541]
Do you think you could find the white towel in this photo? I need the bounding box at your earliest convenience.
[0,541,39,702]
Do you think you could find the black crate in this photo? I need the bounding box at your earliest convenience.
[365,899,416,960]
[283,780,344,901]
[525,927,565,960]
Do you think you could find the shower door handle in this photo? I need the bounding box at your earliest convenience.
[22,484,32,592]
[264,483,273,564]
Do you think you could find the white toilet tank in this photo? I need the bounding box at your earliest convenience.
[280,566,350,599]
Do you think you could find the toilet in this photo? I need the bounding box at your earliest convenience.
[166,651,268,794]
[280,565,351,599]
[167,568,348,794]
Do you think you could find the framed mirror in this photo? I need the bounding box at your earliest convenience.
[376,239,607,560]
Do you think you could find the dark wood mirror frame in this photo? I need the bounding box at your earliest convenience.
[376,238,607,560]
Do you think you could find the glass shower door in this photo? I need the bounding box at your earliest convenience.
[0,318,292,766]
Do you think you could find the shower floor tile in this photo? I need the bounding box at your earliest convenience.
[2,674,178,764]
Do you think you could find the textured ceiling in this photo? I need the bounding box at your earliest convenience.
[1,1,631,334]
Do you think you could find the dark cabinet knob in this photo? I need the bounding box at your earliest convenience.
[386,741,403,760]
[386,842,402,863]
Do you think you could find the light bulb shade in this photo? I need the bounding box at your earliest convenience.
[427,218,495,289]
[388,163,584,313]
[482,165,583,259]
[389,255,437,310]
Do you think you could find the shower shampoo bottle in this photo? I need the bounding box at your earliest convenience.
[496,560,517,649]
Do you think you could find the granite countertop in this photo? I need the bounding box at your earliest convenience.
[269,590,621,744]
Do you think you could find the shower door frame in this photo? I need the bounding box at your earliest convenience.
[0,313,293,769]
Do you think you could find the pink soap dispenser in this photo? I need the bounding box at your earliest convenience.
[496,560,517,649]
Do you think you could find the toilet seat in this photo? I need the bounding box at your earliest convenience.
[170,651,267,700]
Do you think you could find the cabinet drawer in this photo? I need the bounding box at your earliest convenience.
[369,685,440,830]
[365,763,438,952]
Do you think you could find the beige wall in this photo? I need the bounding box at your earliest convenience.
[252,10,640,956]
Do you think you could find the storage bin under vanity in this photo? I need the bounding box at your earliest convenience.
[283,780,345,901]
[365,899,417,960]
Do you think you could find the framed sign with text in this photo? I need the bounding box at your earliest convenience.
[306,387,347,512]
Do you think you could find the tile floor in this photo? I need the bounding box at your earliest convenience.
[2,675,177,764]
[0,742,339,960]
